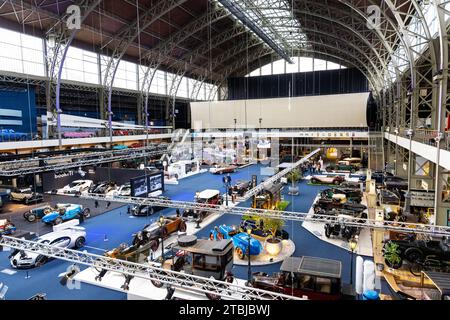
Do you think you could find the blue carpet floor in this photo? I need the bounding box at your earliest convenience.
[0,164,382,299]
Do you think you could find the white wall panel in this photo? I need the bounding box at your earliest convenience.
[191,92,369,129]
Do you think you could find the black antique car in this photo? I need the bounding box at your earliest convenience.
[324,218,360,241]
[131,196,169,216]
[313,197,366,214]
[240,219,289,240]
[132,215,187,247]
[383,238,450,265]
[231,180,251,196]
[320,188,362,204]
[384,176,408,191]
[250,256,355,300]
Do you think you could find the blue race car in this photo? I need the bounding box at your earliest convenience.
[42,204,90,225]
[209,224,263,259]
[0,129,27,141]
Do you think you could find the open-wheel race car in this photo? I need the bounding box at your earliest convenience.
[209,224,263,259]
[41,204,90,225]
[239,219,289,240]
[23,204,54,222]
[310,175,345,185]
[250,256,355,300]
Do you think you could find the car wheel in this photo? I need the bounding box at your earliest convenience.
[333,179,340,185]
[35,255,48,267]
[150,239,159,252]
[311,178,318,184]
[324,225,332,238]
[179,220,187,232]
[74,236,86,249]
[351,168,356,173]
[26,214,36,223]
[405,248,424,263]
[235,247,245,260]
[151,279,164,288]
[83,208,91,218]
[54,217,63,225]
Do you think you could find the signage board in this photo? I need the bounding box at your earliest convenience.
[130,171,164,197]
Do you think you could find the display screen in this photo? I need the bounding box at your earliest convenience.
[148,174,163,192]
[130,171,164,197]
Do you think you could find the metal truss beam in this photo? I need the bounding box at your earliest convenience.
[0,236,300,300]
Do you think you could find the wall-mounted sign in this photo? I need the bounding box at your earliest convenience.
[422,180,429,191]
[54,171,74,179]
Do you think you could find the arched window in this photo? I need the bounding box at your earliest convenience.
[246,56,346,77]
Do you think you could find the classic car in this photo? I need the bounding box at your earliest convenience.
[113,130,129,136]
[320,188,362,204]
[59,180,93,194]
[42,204,90,225]
[324,216,360,241]
[313,197,367,214]
[112,144,128,150]
[209,224,263,259]
[130,142,143,148]
[326,162,358,173]
[383,238,450,266]
[23,204,55,222]
[132,215,187,247]
[0,129,27,141]
[183,189,222,222]
[9,226,86,269]
[377,189,404,206]
[209,164,237,174]
[107,183,131,197]
[88,181,117,194]
[250,256,354,300]
[384,176,408,191]
[231,180,251,196]
[340,157,362,167]
[130,196,170,216]
[10,188,44,205]
[310,175,345,185]
[0,219,16,235]
[239,219,289,240]
[151,235,235,300]
[62,131,94,138]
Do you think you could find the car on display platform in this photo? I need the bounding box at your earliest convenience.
[239,219,289,240]
[250,256,354,300]
[59,180,93,194]
[107,183,131,197]
[384,176,408,191]
[0,219,16,235]
[9,226,86,269]
[313,197,367,214]
[324,215,360,241]
[377,189,404,206]
[0,129,27,141]
[209,224,263,259]
[231,180,251,196]
[131,215,187,248]
[88,181,117,194]
[326,162,358,173]
[383,238,450,267]
[320,188,362,204]
[183,189,222,222]
[9,188,44,205]
[23,204,55,222]
[209,164,237,174]
[310,175,345,185]
[130,196,169,216]
[41,204,90,225]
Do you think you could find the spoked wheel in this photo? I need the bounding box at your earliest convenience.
[235,247,245,260]
[179,221,187,232]
[409,263,423,276]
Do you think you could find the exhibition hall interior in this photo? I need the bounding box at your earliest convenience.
[0,0,450,302]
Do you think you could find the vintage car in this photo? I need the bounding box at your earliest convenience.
[324,214,361,240]
[62,131,94,138]
[209,225,263,259]
[59,180,93,194]
[10,188,44,205]
[377,189,404,205]
[88,181,117,194]
[384,176,408,191]
[313,197,367,214]
[231,180,251,196]
[112,144,128,150]
[42,204,90,225]
[132,215,187,248]
[152,235,235,300]
[130,196,169,216]
[320,188,362,204]
[113,130,129,136]
[310,175,345,185]
[0,219,16,235]
[130,142,143,148]
[209,164,237,174]
[239,219,289,240]
[0,129,27,141]
[383,238,450,267]
[326,162,358,173]
[107,183,131,197]
[9,226,86,269]
[183,189,222,222]
[23,204,54,222]
[250,256,354,300]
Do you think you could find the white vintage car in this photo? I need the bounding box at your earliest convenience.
[9,226,86,269]
[59,180,93,194]
[106,183,131,197]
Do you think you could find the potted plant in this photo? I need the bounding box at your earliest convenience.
[262,215,285,256]
[287,169,300,196]
[383,241,403,269]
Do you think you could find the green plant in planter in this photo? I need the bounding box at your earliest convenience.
[383,241,403,269]
[287,169,301,184]
[262,213,285,241]
[277,200,290,211]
